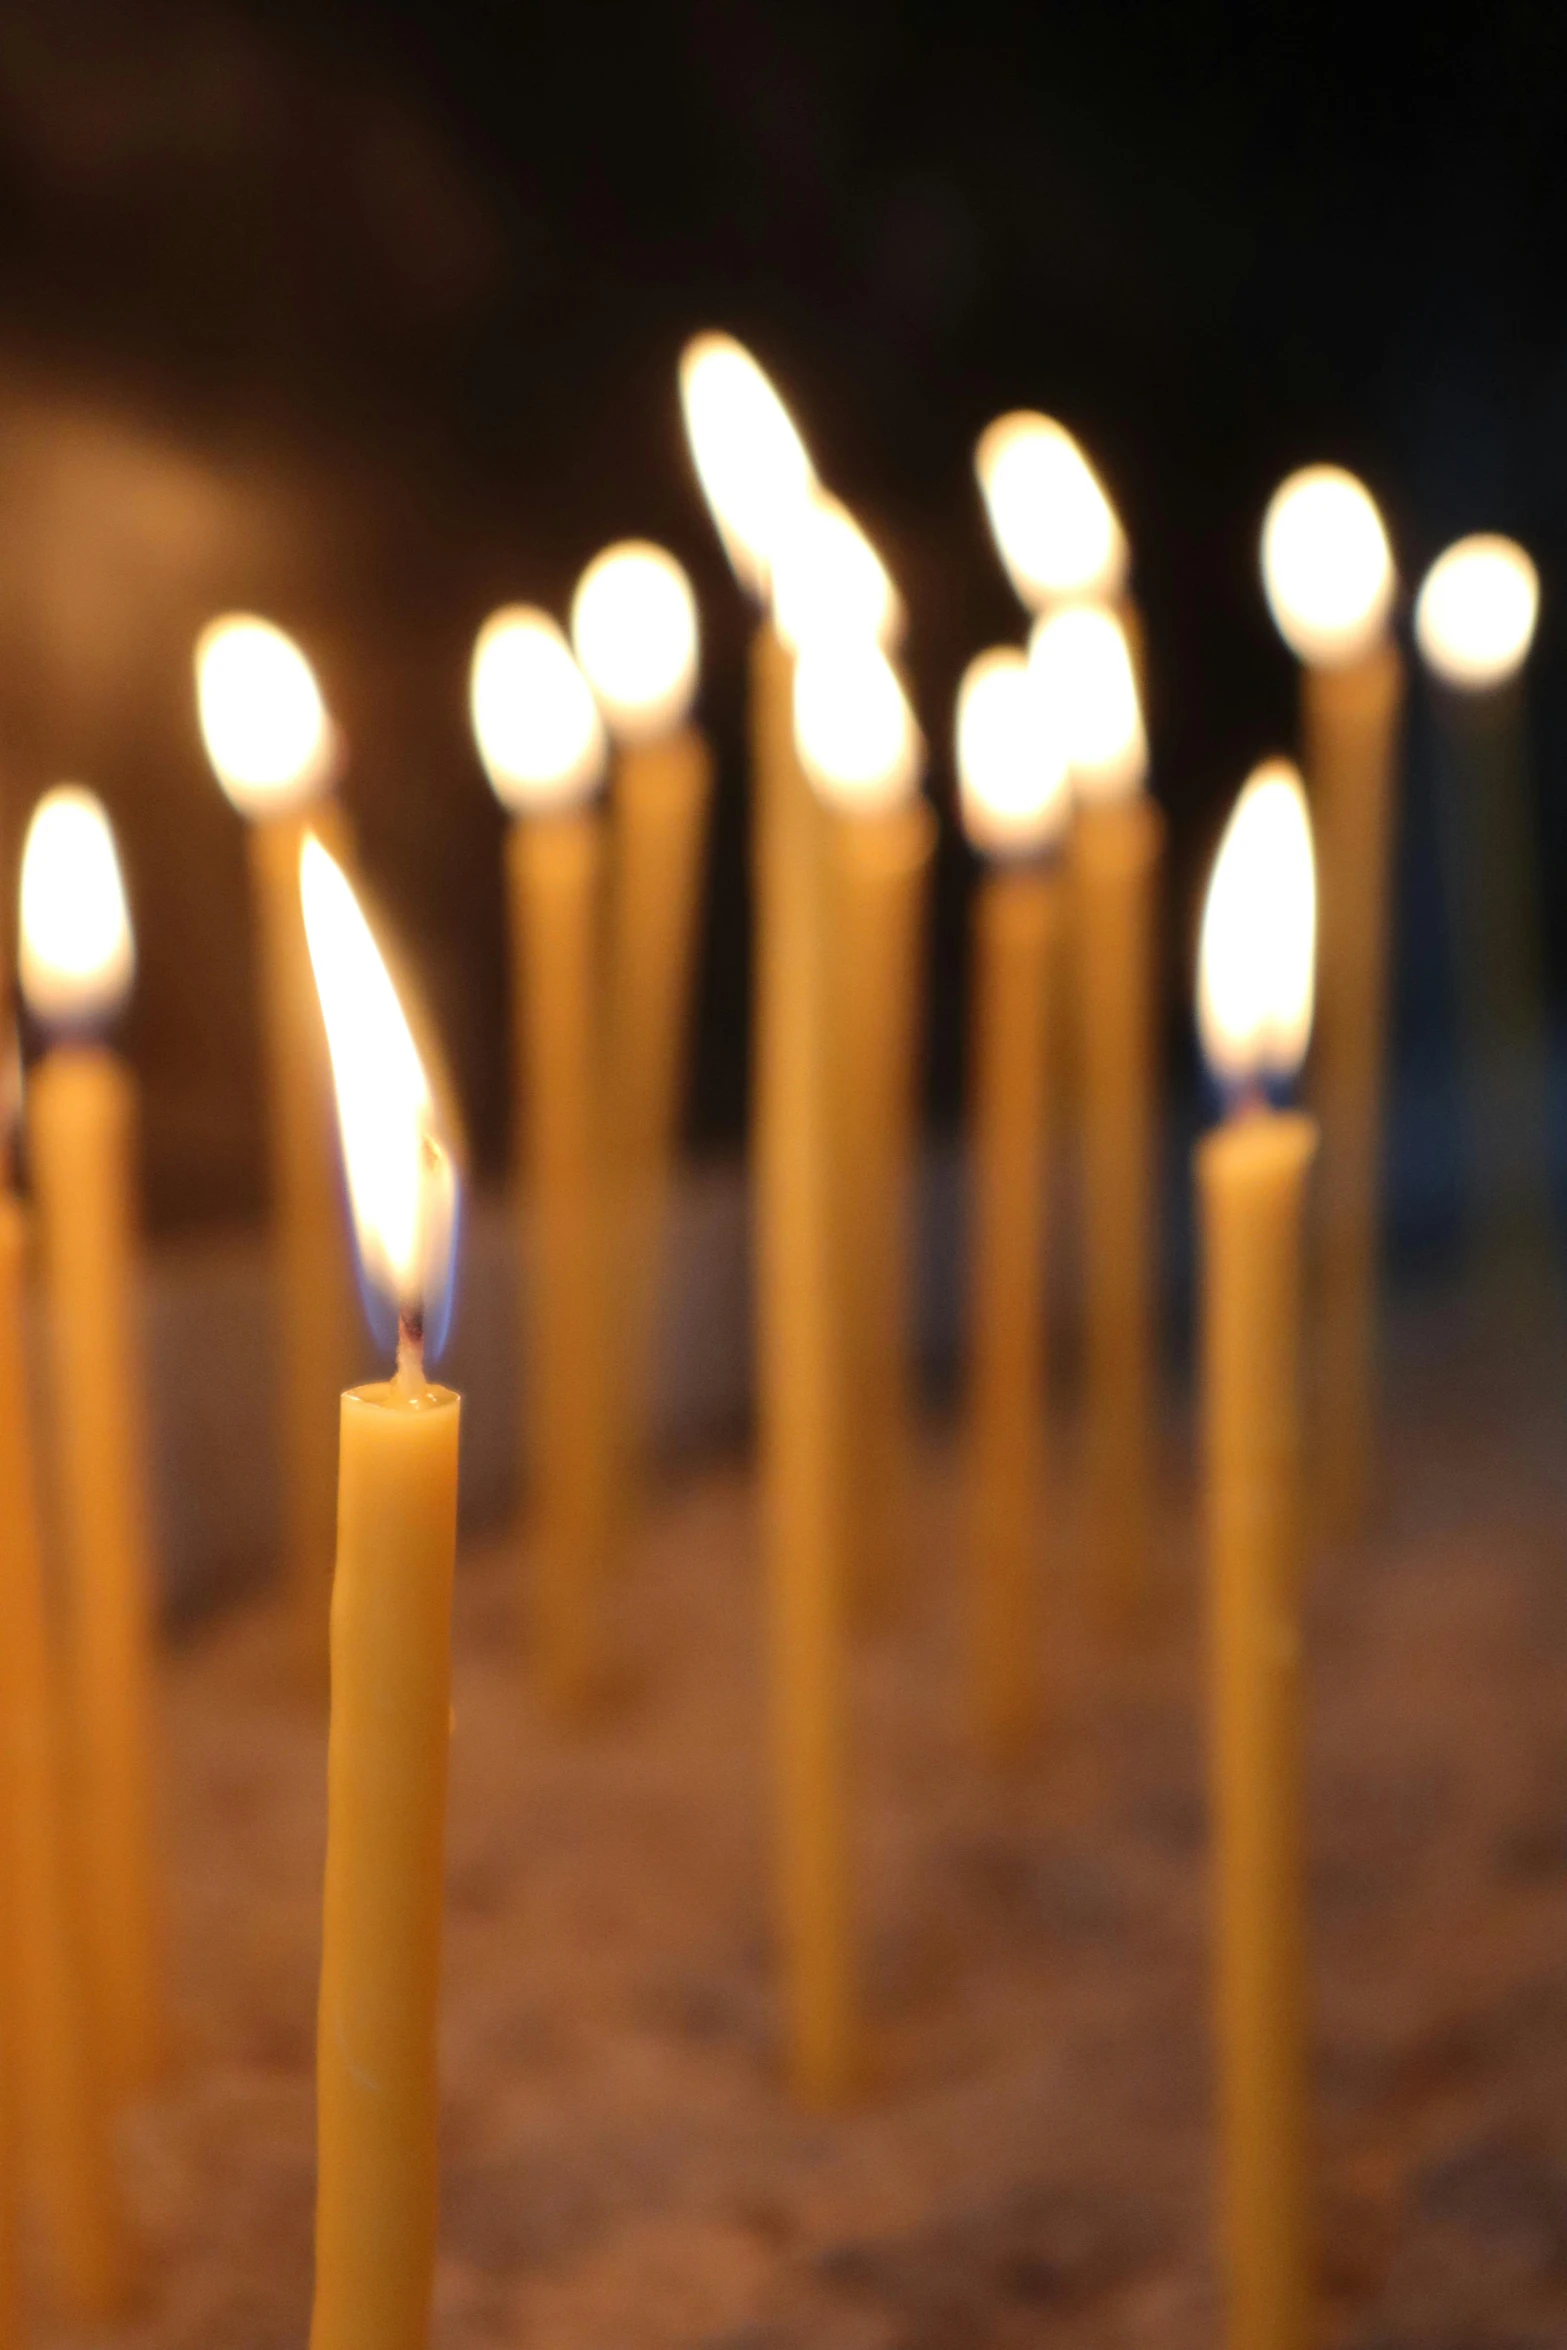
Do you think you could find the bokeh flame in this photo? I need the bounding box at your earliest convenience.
[1261,466,1394,668]
[955,646,1071,858]
[679,332,816,598]
[1197,758,1317,1091]
[195,615,334,817]
[19,786,136,1031]
[1414,534,1538,692]
[975,411,1127,610]
[570,542,700,742]
[470,607,607,814]
[793,639,923,814]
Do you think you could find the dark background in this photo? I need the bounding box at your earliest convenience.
[1,0,1562,1258]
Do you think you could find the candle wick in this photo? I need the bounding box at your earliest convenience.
[396,1306,426,1396]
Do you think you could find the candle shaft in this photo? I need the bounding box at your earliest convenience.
[1073,795,1163,1629]
[1198,1108,1317,2350]
[508,813,618,1715]
[248,811,359,1681]
[1303,641,1403,1538]
[966,867,1062,1760]
[29,1045,163,2101]
[311,1376,459,2350]
[0,1195,125,2314]
[751,622,856,2105]
[823,799,934,1619]
[607,727,713,1512]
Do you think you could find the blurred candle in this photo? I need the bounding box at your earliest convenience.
[1195,760,1319,2350]
[0,1084,126,2316]
[957,649,1072,1758]
[975,411,1128,611]
[1261,465,1401,1538]
[300,836,461,2350]
[19,789,163,2105]
[570,542,711,1517]
[472,606,616,1716]
[196,615,357,1678]
[1414,536,1550,1288]
[1032,602,1163,1629]
[680,337,861,2103]
[796,633,932,1621]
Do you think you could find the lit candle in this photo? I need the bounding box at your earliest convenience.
[956,648,1071,1758]
[1413,535,1549,1287]
[471,605,616,1716]
[1195,760,1319,2350]
[795,630,932,1621]
[300,835,460,2350]
[680,338,870,2103]
[0,1064,126,2315]
[1031,601,1163,1630]
[196,615,357,1678]
[1261,465,1401,1539]
[570,542,711,1519]
[19,788,163,2104]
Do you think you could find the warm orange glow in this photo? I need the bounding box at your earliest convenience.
[678,331,816,597]
[1261,466,1394,667]
[975,411,1127,610]
[195,615,334,817]
[1414,534,1538,691]
[770,489,903,653]
[18,786,135,1030]
[1028,603,1147,802]
[1197,759,1317,1089]
[955,645,1071,857]
[570,541,700,742]
[793,639,922,813]
[300,835,456,1330]
[470,607,606,814]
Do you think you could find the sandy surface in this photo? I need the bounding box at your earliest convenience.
[28,1292,1567,2349]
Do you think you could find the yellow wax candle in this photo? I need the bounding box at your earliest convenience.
[1196,762,1320,2350]
[821,795,933,1617]
[0,1190,125,2315]
[0,1640,17,2350]
[470,607,617,1717]
[955,647,1074,1761]
[1032,602,1162,1629]
[571,545,713,1516]
[299,835,462,2350]
[197,616,357,1678]
[1261,465,1400,1542]
[678,333,863,2103]
[19,789,163,2104]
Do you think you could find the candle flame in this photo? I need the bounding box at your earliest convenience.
[470,606,606,814]
[1414,534,1538,691]
[975,411,1127,610]
[195,615,334,817]
[793,639,923,814]
[570,541,699,743]
[300,835,456,1345]
[678,331,816,598]
[771,489,903,653]
[19,786,136,1031]
[955,646,1071,858]
[1197,759,1317,1091]
[1261,466,1394,668]
[1028,603,1147,803]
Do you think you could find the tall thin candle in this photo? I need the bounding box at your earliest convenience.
[301,836,461,2350]
[1196,760,1320,2350]
[19,788,163,2104]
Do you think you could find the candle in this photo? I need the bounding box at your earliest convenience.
[975,411,1128,612]
[794,630,932,1621]
[1032,601,1163,1629]
[299,835,461,2350]
[1413,535,1549,1288]
[569,542,711,1521]
[1261,465,1401,1539]
[1195,759,1319,2350]
[956,648,1071,1757]
[196,615,357,1678]
[471,605,616,1716]
[19,788,163,2104]
[679,336,862,2103]
[0,1153,125,2314]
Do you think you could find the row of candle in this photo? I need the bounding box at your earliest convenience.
[0,325,1544,2350]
